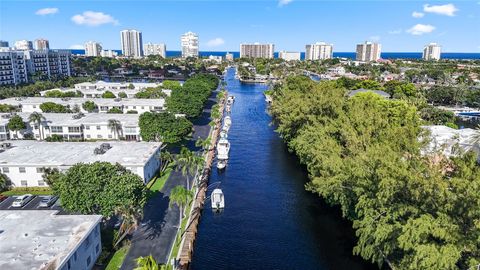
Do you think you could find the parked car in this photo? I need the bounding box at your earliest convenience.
[0,194,7,203]
[38,196,58,208]
[11,194,34,207]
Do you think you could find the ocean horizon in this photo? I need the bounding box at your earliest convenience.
[69,49,480,60]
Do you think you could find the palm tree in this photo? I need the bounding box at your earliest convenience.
[134,255,167,270]
[114,205,143,247]
[28,112,46,140]
[159,150,174,175]
[176,147,203,190]
[169,185,194,224]
[108,119,122,140]
[195,137,211,155]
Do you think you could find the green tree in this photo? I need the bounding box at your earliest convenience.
[162,80,181,91]
[134,255,166,270]
[128,83,135,89]
[114,205,143,247]
[0,173,9,192]
[108,119,122,140]
[46,162,147,217]
[107,107,123,114]
[127,110,138,114]
[139,112,192,144]
[0,104,18,113]
[82,101,98,112]
[118,91,128,98]
[176,147,203,190]
[7,115,26,139]
[28,112,46,140]
[159,150,174,175]
[40,102,71,113]
[169,185,193,222]
[45,134,64,142]
[102,91,116,98]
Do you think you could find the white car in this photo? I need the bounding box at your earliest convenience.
[11,194,34,207]
[38,196,58,208]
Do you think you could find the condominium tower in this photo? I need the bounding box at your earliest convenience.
[144,43,167,58]
[14,40,33,50]
[423,43,441,61]
[240,43,274,59]
[181,32,199,58]
[356,41,382,62]
[305,42,333,60]
[34,39,50,50]
[85,41,103,57]
[278,51,301,61]
[120,30,143,58]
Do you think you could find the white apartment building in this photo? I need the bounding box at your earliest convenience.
[72,81,169,97]
[144,42,166,58]
[101,50,118,58]
[356,41,382,62]
[85,41,102,57]
[0,140,162,186]
[423,43,441,61]
[305,42,333,60]
[181,32,199,58]
[120,30,143,58]
[23,49,72,78]
[225,52,234,61]
[0,51,28,85]
[34,39,50,50]
[1,97,166,114]
[278,51,301,61]
[0,210,102,270]
[240,43,274,59]
[14,40,33,50]
[0,112,142,141]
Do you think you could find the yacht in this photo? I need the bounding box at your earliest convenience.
[220,130,228,139]
[227,95,235,105]
[217,159,227,170]
[216,138,230,160]
[224,116,232,127]
[211,189,225,209]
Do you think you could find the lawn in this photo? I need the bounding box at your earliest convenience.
[1,187,52,196]
[105,245,130,270]
[170,202,192,259]
[146,164,174,199]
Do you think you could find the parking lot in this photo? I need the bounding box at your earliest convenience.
[0,195,62,211]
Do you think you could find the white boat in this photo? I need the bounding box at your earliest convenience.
[227,96,235,104]
[220,130,228,139]
[211,189,225,209]
[224,116,232,127]
[222,124,230,133]
[216,138,230,160]
[217,160,227,170]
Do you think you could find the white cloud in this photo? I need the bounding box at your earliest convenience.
[406,24,436,35]
[71,11,119,26]
[388,29,402,35]
[69,44,84,49]
[369,35,381,42]
[423,4,458,16]
[35,8,58,15]
[412,11,424,18]
[278,0,293,7]
[206,38,225,47]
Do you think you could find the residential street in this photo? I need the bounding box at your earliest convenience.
[120,86,218,269]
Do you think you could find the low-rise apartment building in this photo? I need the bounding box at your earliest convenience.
[0,140,162,187]
[0,113,142,141]
[0,97,166,114]
[0,210,102,270]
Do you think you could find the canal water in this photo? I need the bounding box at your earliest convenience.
[190,68,377,270]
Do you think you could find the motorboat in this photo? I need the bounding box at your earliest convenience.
[222,124,230,133]
[211,189,225,209]
[224,116,232,127]
[216,138,230,160]
[227,96,235,105]
[217,160,227,170]
[226,104,231,113]
[220,130,228,139]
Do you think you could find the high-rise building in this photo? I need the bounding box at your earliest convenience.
[23,50,72,78]
[14,40,33,50]
[278,51,301,61]
[356,41,381,62]
[101,50,118,58]
[85,41,102,57]
[423,43,441,61]
[239,43,274,59]
[0,40,9,48]
[144,43,166,58]
[120,30,143,58]
[181,32,199,58]
[305,42,333,60]
[0,51,28,85]
[34,39,50,50]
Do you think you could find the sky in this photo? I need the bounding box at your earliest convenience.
[0,0,479,52]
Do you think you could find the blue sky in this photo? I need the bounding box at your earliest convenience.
[0,0,479,52]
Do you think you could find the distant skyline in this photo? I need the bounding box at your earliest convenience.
[1,1,479,52]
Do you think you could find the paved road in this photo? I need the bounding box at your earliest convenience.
[121,86,219,269]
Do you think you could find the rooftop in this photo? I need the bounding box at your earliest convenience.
[0,210,101,270]
[0,140,161,167]
[1,97,165,107]
[423,125,479,157]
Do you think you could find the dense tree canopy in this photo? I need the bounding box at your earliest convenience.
[134,87,167,99]
[40,102,71,113]
[46,162,147,217]
[82,101,98,112]
[139,112,192,144]
[44,90,81,98]
[271,76,480,270]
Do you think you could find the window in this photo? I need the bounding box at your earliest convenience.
[141,106,144,109]
[124,127,136,133]
[132,106,136,109]
[86,135,91,139]
[97,135,102,139]
[2,167,9,173]
[96,126,101,130]
[19,167,26,173]
[36,167,44,173]
[0,126,5,132]
[51,126,63,133]
[20,180,27,187]
[38,180,45,186]
[68,127,81,133]
[108,135,112,139]
[85,125,90,130]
